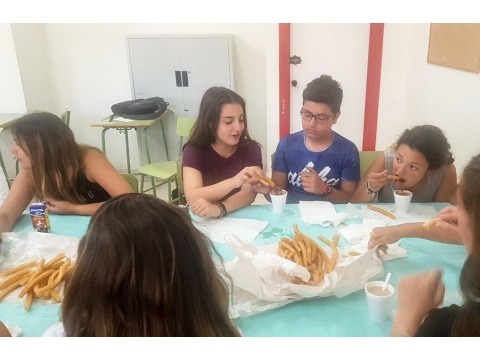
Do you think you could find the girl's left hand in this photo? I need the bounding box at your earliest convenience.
[45,198,76,214]
[189,198,221,218]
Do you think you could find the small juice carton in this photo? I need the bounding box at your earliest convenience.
[29,202,51,233]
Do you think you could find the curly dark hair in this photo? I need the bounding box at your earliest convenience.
[394,125,454,169]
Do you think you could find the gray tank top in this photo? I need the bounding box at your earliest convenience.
[376,149,446,203]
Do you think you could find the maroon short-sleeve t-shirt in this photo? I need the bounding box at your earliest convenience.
[182,142,263,201]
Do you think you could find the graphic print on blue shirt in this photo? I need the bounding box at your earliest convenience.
[273,131,360,204]
[287,161,340,188]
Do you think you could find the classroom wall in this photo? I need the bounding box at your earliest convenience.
[378,23,480,175]
[0,24,26,113]
[9,23,269,173]
[4,23,478,178]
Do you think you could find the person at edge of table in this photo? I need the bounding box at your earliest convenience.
[0,193,240,336]
[253,74,361,204]
[182,86,266,219]
[390,152,480,336]
[351,124,458,248]
[0,111,133,235]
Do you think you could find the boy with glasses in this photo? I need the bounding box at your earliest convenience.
[268,75,360,203]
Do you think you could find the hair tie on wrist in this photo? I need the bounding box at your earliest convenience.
[214,202,227,218]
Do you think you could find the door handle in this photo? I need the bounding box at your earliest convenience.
[175,71,182,87]
[181,71,189,87]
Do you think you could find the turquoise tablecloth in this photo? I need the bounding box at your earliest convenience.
[0,203,466,337]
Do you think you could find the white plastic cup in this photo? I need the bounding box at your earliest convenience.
[393,189,413,215]
[270,190,288,214]
[365,280,395,322]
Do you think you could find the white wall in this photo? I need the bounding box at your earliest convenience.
[5,23,479,178]
[379,23,480,175]
[9,23,268,173]
[0,24,26,113]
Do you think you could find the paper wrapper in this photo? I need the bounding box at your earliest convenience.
[0,232,79,303]
[224,234,384,318]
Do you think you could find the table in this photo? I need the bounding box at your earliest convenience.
[91,112,170,174]
[0,114,23,180]
[0,203,466,337]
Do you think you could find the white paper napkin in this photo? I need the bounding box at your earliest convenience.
[191,217,268,244]
[339,218,386,244]
[362,204,439,225]
[299,201,361,227]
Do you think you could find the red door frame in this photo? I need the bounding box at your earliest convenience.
[278,23,384,149]
[279,23,291,139]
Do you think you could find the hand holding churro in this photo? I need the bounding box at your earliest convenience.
[423,217,441,230]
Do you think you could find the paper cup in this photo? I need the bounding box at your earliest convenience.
[270,190,287,214]
[365,280,395,322]
[393,189,412,215]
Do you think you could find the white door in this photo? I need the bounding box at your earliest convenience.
[126,36,234,166]
[289,24,370,149]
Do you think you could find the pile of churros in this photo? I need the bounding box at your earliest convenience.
[0,253,74,310]
[277,224,339,286]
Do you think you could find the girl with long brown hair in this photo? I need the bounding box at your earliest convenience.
[45,193,240,336]
[182,87,266,218]
[0,111,133,234]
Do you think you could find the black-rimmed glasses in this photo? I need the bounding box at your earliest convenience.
[300,108,336,124]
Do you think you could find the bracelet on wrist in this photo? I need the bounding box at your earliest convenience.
[324,183,334,195]
[214,202,227,218]
[365,181,379,201]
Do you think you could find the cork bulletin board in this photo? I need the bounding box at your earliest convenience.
[427,23,480,73]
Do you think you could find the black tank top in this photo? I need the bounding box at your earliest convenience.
[76,171,111,204]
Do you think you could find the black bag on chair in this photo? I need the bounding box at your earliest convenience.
[111,97,169,120]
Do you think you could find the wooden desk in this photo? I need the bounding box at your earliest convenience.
[91,112,170,174]
[0,114,23,179]
[0,203,466,337]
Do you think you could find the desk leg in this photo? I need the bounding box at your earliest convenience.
[124,129,131,174]
[101,128,108,154]
[0,152,8,180]
[141,128,152,165]
[159,120,170,161]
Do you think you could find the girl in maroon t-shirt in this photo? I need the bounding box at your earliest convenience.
[182,87,266,218]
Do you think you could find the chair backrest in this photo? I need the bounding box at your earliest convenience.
[176,155,186,205]
[359,151,383,177]
[120,173,139,193]
[61,110,71,127]
[176,117,196,156]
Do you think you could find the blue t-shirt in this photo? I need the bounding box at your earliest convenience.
[272,131,360,203]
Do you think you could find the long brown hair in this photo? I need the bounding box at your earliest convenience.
[185,86,256,148]
[12,111,95,203]
[62,193,240,336]
[451,153,480,336]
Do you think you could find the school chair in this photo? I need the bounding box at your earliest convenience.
[138,116,195,203]
[359,151,382,177]
[120,173,139,193]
